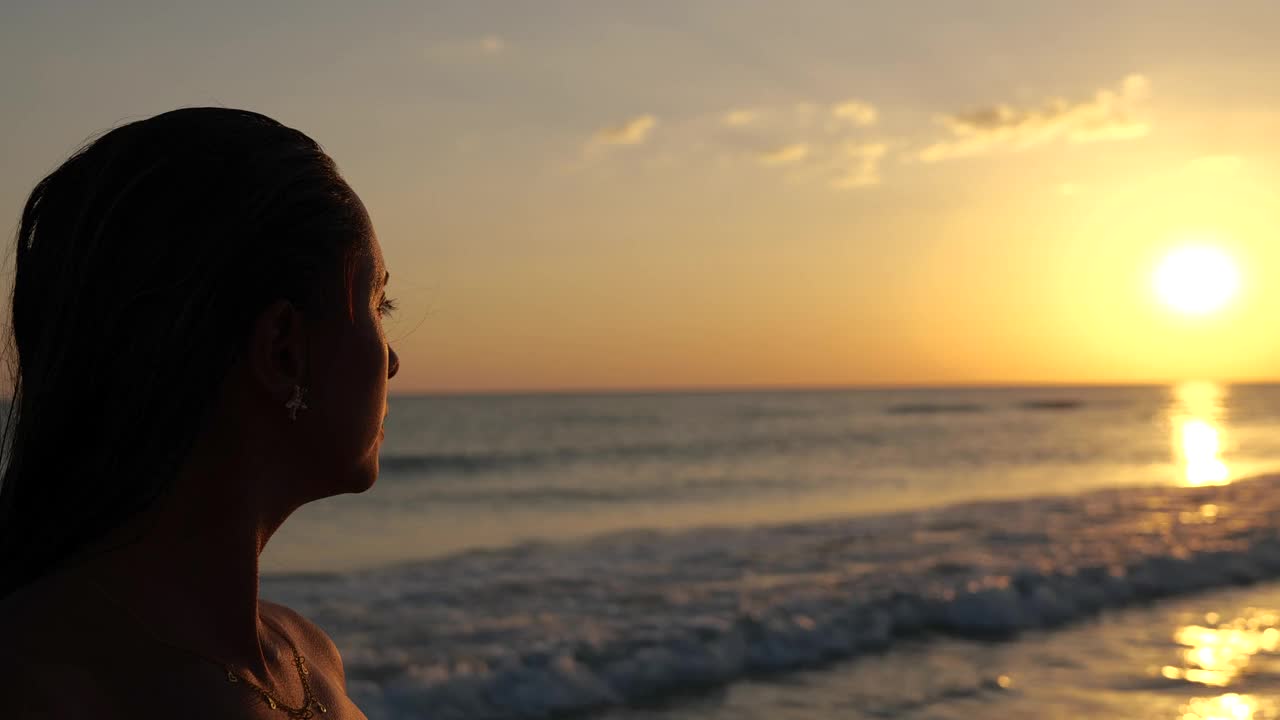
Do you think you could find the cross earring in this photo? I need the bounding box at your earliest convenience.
[286,384,309,421]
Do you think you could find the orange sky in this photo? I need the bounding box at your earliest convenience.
[5,2,1280,392]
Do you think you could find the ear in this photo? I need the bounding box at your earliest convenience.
[248,299,308,399]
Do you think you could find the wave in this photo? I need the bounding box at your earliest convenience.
[414,474,806,507]
[1019,399,1084,411]
[378,429,881,477]
[885,399,1086,415]
[886,403,987,415]
[262,475,1280,720]
[545,412,663,427]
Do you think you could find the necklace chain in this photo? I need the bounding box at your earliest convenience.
[81,575,328,716]
[226,615,328,717]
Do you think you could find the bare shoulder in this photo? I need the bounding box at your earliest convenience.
[261,599,347,687]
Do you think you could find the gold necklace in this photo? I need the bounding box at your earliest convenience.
[226,616,329,718]
[81,575,328,717]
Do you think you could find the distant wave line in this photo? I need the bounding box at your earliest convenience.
[886,399,1084,415]
[378,430,885,476]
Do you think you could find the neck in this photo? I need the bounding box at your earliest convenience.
[69,452,294,683]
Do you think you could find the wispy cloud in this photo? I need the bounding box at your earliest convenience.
[720,100,881,135]
[758,143,810,166]
[584,99,887,191]
[831,100,878,128]
[917,74,1150,162]
[590,115,658,148]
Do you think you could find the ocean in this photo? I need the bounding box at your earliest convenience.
[260,383,1280,719]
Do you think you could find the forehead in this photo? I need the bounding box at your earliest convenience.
[347,191,383,278]
[368,232,386,282]
[349,235,386,301]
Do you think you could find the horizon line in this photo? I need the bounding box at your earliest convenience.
[389,378,1280,398]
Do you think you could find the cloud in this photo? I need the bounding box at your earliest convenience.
[582,99,887,192]
[918,74,1150,162]
[831,100,878,128]
[752,140,885,191]
[758,143,810,166]
[590,115,658,148]
[831,142,887,189]
[722,101,879,134]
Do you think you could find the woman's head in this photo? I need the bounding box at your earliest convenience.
[0,107,399,596]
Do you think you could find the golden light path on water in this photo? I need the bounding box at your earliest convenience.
[1172,382,1231,487]
[1165,383,1277,718]
[1160,384,1273,719]
[1182,694,1275,720]
[1161,608,1280,719]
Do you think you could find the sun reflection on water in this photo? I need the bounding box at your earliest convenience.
[1181,693,1273,720]
[1171,382,1231,486]
[1164,609,1280,720]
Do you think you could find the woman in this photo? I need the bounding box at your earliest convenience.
[0,108,398,718]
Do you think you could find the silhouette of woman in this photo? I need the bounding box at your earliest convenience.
[0,108,398,718]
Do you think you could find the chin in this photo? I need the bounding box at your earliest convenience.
[353,471,378,494]
[338,435,382,494]
[310,459,379,498]
[350,457,380,494]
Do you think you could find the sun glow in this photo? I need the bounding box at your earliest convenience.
[1153,245,1241,316]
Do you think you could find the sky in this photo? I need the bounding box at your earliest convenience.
[4,1,1280,393]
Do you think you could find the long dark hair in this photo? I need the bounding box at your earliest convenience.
[0,108,367,598]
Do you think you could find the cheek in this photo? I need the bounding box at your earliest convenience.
[333,333,388,430]
[300,387,382,495]
[302,325,388,487]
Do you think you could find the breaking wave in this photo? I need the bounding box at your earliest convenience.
[263,475,1280,720]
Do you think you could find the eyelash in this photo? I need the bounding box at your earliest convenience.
[378,295,398,317]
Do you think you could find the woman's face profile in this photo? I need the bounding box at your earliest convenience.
[294,205,400,500]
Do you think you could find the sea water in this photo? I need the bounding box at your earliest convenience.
[260,383,1280,719]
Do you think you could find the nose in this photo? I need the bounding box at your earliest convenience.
[388,345,400,379]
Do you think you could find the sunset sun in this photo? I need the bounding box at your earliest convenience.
[1153,245,1241,316]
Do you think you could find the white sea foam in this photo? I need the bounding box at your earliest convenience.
[263,475,1280,720]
